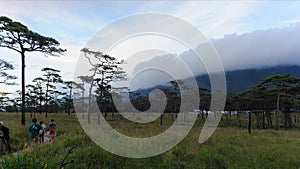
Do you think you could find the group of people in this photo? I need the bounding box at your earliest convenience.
[28,118,56,145]
[0,118,57,155]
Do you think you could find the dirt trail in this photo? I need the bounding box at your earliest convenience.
[1,131,57,159]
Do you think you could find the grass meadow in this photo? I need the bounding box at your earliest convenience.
[0,112,300,169]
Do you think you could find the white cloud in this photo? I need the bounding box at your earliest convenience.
[0,44,81,94]
[0,1,103,45]
[2,1,300,94]
[213,23,300,71]
[171,1,256,38]
[125,23,300,89]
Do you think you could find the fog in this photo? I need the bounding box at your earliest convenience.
[126,23,300,90]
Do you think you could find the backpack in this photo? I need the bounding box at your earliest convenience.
[32,124,38,131]
[39,129,44,135]
[31,124,40,135]
[49,122,56,129]
[39,124,46,136]
[0,130,4,138]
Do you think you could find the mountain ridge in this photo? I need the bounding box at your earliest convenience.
[133,65,300,95]
[196,65,300,93]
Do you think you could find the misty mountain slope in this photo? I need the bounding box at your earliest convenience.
[133,65,300,95]
[196,65,300,93]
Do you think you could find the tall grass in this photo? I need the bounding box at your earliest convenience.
[0,112,300,168]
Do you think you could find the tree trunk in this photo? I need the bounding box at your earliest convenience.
[287,109,292,128]
[276,90,280,130]
[68,87,72,116]
[262,111,265,129]
[229,111,232,125]
[21,52,26,126]
[255,112,261,129]
[30,103,32,118]
[269,112,273,128]
[39,86,42,114]
[284,110,287,129]
[225,113,228,125]
[248,111,251,134]
[294,97,297,124]
[237,111,241,128]
[45,83,49,118]
[82,82,85,119]
[87,85,92,124]
[34,99,36,118]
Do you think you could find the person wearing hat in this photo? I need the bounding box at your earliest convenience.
[0,121,11,154]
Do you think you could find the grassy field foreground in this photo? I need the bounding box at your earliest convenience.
[0,112,300,169]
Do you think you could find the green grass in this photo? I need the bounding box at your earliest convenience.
[1,112,300,169]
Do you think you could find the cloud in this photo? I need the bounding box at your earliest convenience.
[2,1,300,94]
[0,1,105,46]
[124,23,300,90]
[171,1,256,38]
[0,44,81,94]
[213,22,300,71]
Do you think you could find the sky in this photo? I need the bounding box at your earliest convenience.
[1,1,300,95]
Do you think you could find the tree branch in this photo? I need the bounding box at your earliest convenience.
[59,147,75,169]
[0,44,21,53]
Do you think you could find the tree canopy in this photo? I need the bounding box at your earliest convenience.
[0,16,66,125]
[0,16,66,55]
[0,59,16,85]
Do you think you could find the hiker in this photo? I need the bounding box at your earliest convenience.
[28,118,42,146]
[48,119,56,142]
[0,121,11,154]
[39,121,47,143]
